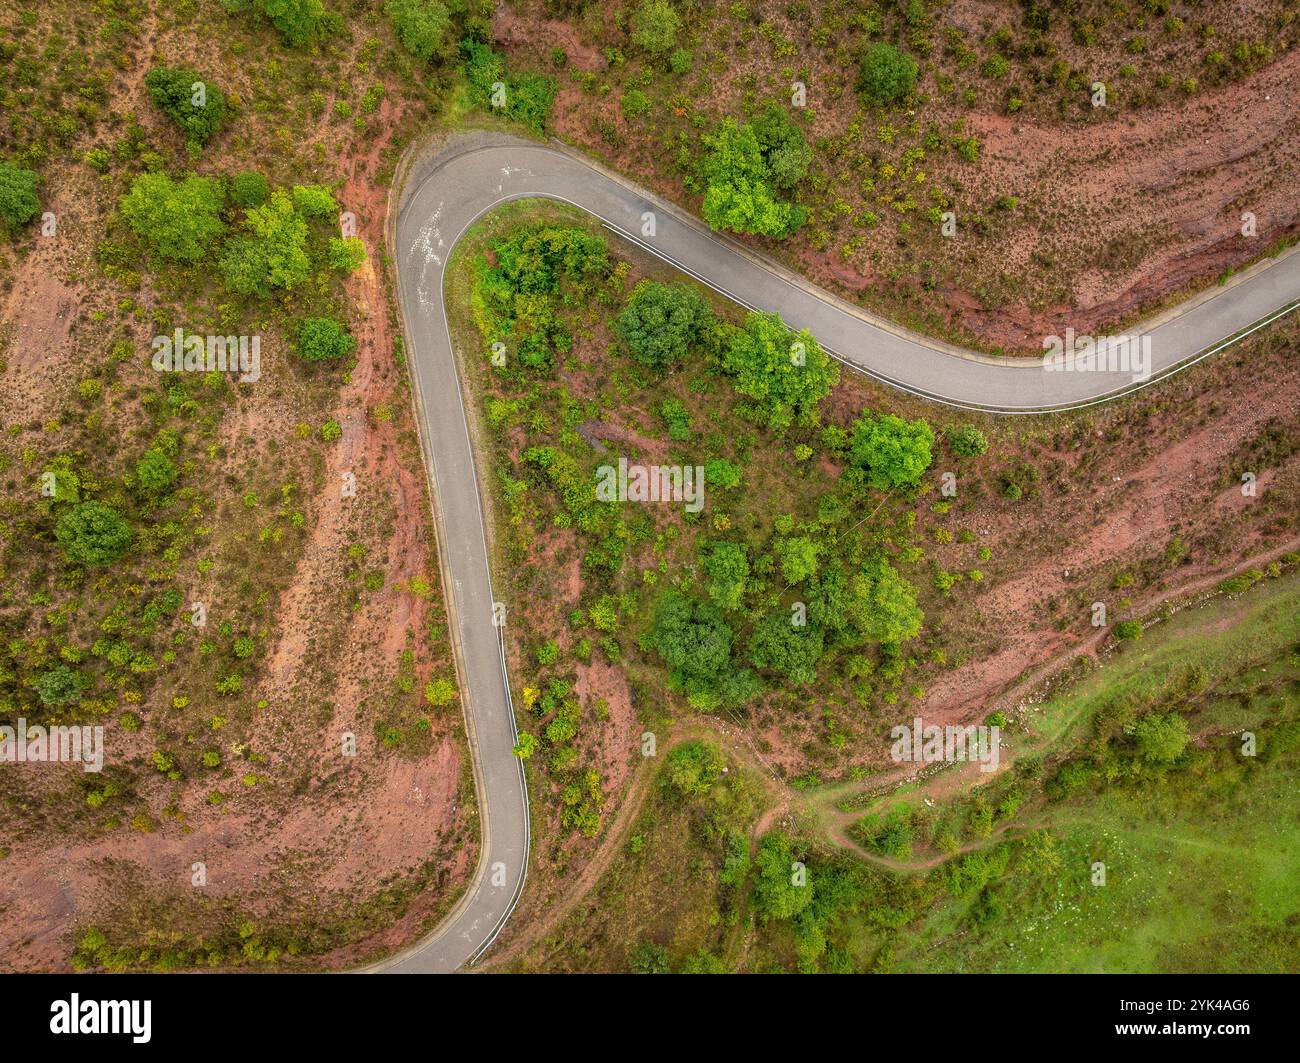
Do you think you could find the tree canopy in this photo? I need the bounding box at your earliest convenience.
[54,502,133,567]
[720,311,838,431]
[849,412,935,491]
[219,189,310,296]
[630,0,681,55]
[120,172,225,262]
[858,42,919,106]
[145,66,227,146]
[615,280,713,370]
[297,316,356,361]
[700,118,807,239]
[385,0,451,60]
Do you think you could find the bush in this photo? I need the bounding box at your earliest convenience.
[297,317,356,361]
[385,0,451,60]
[135,449,178,496]
[220,189,309,296]
[700,119,807,238]
[720,311,837,430]
[229,170,269,208]
[630,0,681,55]
[620,88,651,118]
[0,161,41,233]
[946,424,989,457]
[35,665,86,707]
[144,66,227,146]
[1129,712,1189,763]
[858,43,919,106]
[290,183,337,218]
[1113,619,1143,641]
[55,502,134,567]
[662,741,725,797]
[232,0,327,48]
[327,236,367,273]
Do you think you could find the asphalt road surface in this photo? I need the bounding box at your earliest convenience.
[373,130,1300,972]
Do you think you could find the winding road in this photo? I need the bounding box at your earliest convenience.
[371,130,1300,972]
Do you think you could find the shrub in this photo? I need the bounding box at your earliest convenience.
[35,665,86,707]
[946,424,989,457]
[1129,712,1189,763]
[630,0,681,55]
[385,0,451,60]
[424,676,457,706]
[720,311,837,430]
[290,183,337,218]
[858,43,919,106]
[1113,619,1143,641]
[661,741,725,797]
[0,161,41,233]
[229,170,269,208]
[220,189,309,296]
[700,118,807,238]
[135,449,178,496]
[327,236,367,273]
[620,88,651,118]
[297,317,356,361]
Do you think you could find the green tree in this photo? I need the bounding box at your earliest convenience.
[0,161,41,233]
[385,0,451,60]
[858,42,919,106]
[649,592,756,707]
[1129,712,1189,764]
[752,832,812,921]
[615,280,712,370]
[628,940,671,973]
[849,412,935,490]
[721,311,838,430]
[35,664,86,707]
[774,535,819,584]
[220,189,310,296]
[134,449,178,497]
[55,502,134,567]
[630,0,681,54]
[700,119,805,238]
[703,540,749,610]
[229,170,269,208]
[327,236,367,273]
[848,558,923,645]
[144,66,227,146]
[290,183,337,218]
[120,172,225,262]
[747,611,825,685]
[296,316,356,361]
[751,104,812,190]
[228,0,327,47]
